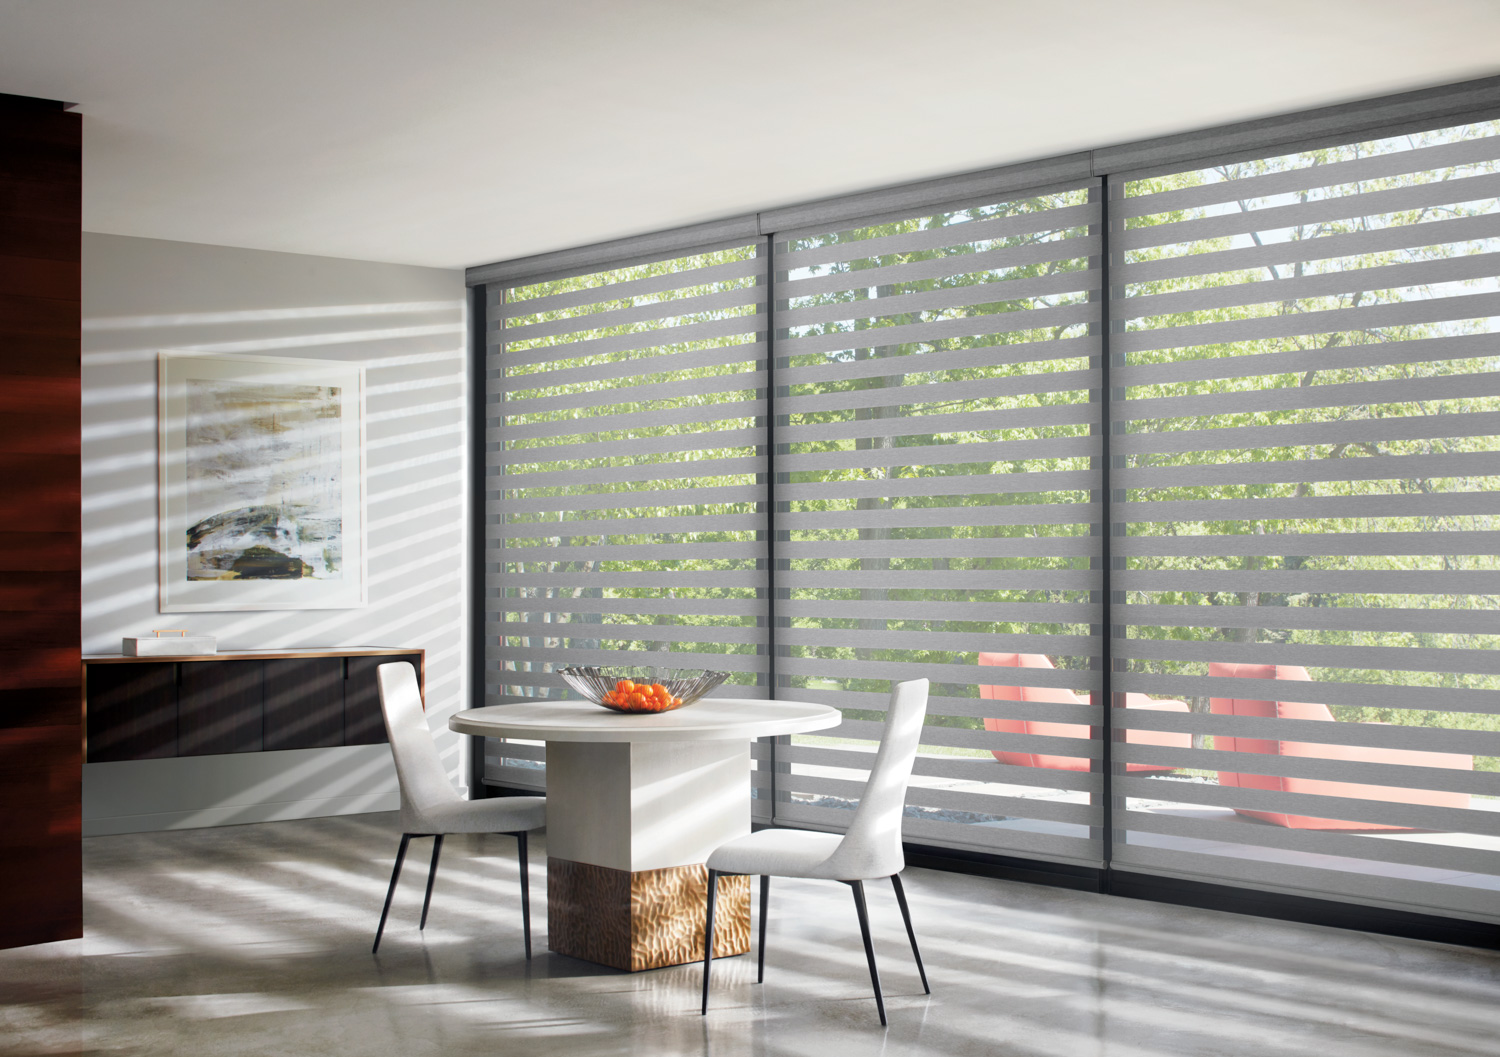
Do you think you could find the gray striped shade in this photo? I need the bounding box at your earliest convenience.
[478,100,1500,925]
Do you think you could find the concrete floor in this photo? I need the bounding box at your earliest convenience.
[2,813,1498,1057]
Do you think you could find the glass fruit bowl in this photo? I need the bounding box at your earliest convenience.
[557,666,728,714]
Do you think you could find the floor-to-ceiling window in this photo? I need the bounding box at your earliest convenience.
[481,245,771,791]
[768,184,1107,866]
[1111,116,1500,921]
[476,88,1499,926]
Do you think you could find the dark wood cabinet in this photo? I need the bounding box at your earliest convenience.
[343,653,423,745]
[179,660,264,756]
[84,663,177,762]
[263,658,344,751]
[345,655,422,745]
[82,649,424,763]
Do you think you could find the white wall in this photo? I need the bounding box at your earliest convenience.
[81,233,469,834]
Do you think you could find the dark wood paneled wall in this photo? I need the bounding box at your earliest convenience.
[0,93,82,950]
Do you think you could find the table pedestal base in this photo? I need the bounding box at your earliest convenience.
[548,857,749,971]
[542,739,754,970]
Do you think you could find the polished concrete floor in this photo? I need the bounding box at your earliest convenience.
[2,813,1498,1057]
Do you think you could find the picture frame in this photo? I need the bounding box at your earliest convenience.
[158,351,367,611]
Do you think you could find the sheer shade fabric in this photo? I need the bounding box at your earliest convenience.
[1110,117,1500,921]
[768,184,1109,866]
[483,244,772,791]
[474,94,1500,924]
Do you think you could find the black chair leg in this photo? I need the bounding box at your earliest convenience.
[373,834,413,954]
[890,873,929,994]
[512,830,532,959]
[757,874,770,984]
[419,835,444,931]
[701,868,719,1015]
[850,880,886,1027]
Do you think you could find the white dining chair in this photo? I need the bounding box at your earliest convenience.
[372,662,546,956]
[701,678,931,1026]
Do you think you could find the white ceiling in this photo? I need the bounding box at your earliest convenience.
[3,0,1499,271]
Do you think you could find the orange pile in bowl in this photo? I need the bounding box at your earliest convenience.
[602,679,681,713]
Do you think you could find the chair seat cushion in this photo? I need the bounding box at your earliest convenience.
[405,795,545,835]
[706,828,846,879]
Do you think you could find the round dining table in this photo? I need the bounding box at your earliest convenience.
[449,696,840,971]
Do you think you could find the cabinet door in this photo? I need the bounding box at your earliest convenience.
[263,658,344,751]
[178,661,264,756]
[85,663,177,762]
[344,654,422,745]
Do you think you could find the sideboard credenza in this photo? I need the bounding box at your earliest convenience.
[81,648,424,763]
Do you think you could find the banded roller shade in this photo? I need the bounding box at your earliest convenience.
[1111,117,1500,921]
[769,183,1109,866]
[482,242,772,796]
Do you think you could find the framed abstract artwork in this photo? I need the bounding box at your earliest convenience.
[158,351,367,611]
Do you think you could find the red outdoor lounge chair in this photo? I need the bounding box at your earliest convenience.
[978,652,1192,773]
[1209,661,1472,830]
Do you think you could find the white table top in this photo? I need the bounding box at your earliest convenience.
[448,697,840,743]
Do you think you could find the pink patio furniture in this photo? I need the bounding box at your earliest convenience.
[1209,661,1472,830]
[978,652,1192,773]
